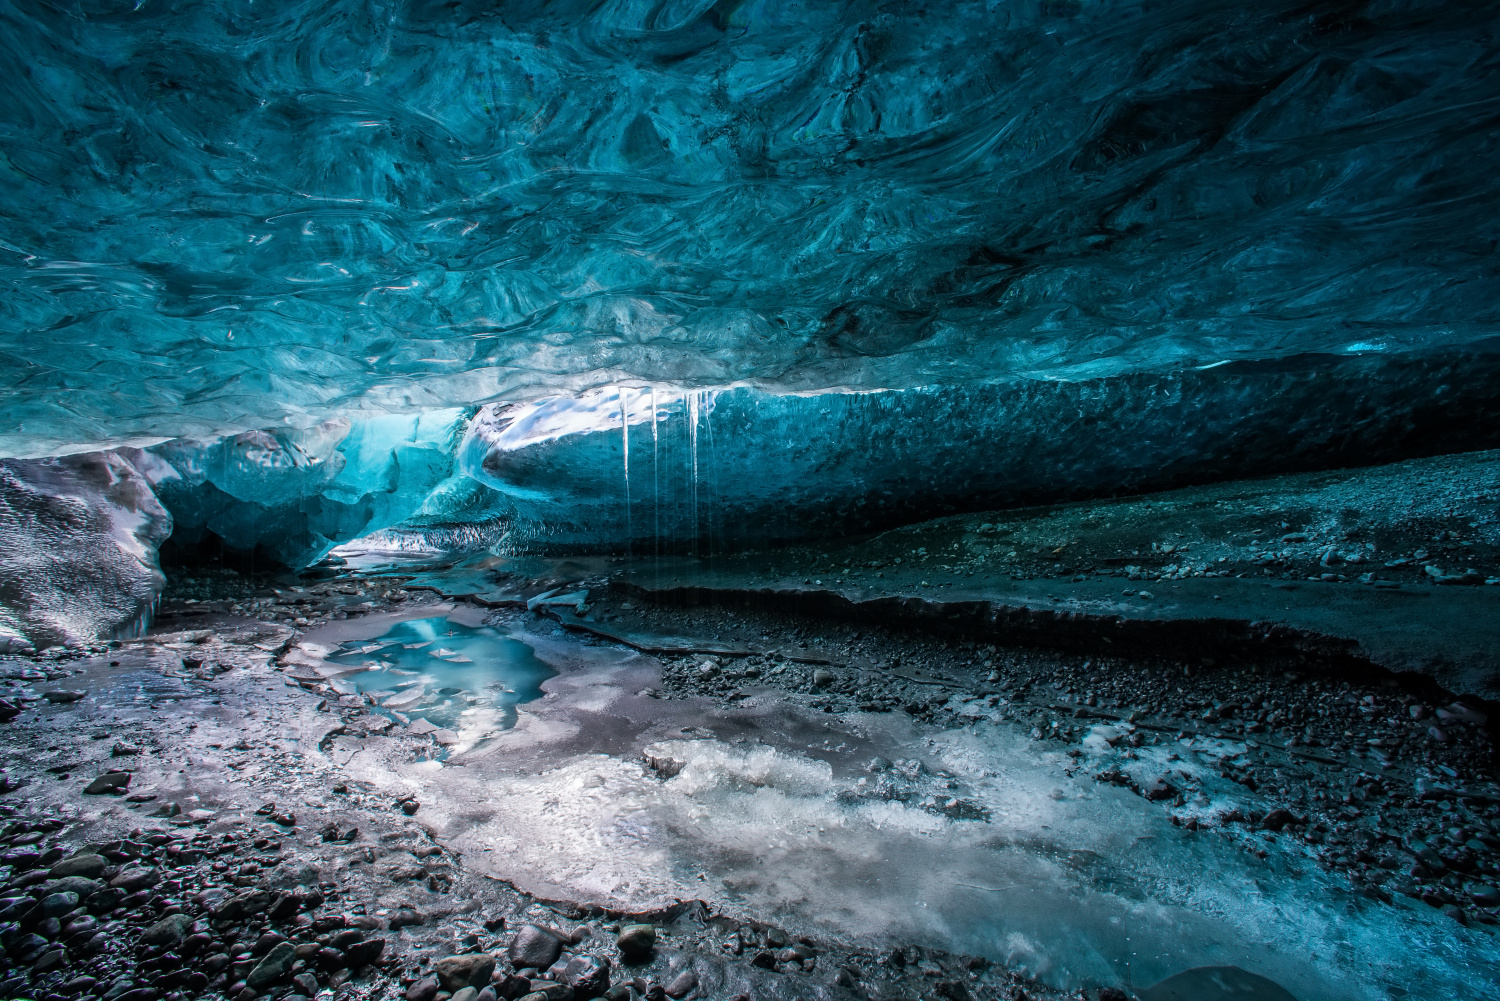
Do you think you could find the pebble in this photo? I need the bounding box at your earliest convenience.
[509,925,564,970]
[82,771,131,795]
[109,865,158,892]
[562,953,611,997]
[139,912,193,946]
[246,940,297,990]
[38,891,79,917]
[49,854,105,879]
[434,953,497,992]
[664,968,698,998]
[616,924,656,963]
[390,906,426,930]
[1471,886,1500,907]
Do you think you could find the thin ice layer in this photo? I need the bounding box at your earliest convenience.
[342,654,1499,1001]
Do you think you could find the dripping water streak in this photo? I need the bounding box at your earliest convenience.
[689,391,700,557]
[651,387,660,567]
[704,393,719,556]
[621,386,631,557]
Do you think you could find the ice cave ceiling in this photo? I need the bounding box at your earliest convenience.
[3,0,1499,459]
[3,0,1500,624]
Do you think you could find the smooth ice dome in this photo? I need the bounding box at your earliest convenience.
[2,0,1500,457]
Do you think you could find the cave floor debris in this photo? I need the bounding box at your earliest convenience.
[4,557,1500,1000]
[3,451,1500,1000]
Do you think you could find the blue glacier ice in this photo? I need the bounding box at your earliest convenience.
[144,409,471,566]
[2,0,1500,459]
[124,340,1500,561]
[3,6,1500,999]
[463,345,1500,552]
[4,0,1500,616]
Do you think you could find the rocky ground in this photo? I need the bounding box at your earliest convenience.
[0,591,1110,1001]
[619,599,1500,922]
[3,450,1500,1001]
[2,587,1495,1001]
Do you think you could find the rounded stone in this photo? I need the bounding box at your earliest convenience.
[508,925,564,971]
[39,891,80,918]
[49,854,106,880]
[139,912,193,946]
[616,924,656,962]
[435,952,497,992]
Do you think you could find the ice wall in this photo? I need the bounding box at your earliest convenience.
[467,344,1500,553]
[3,0,1500,456]
[145,410,473,567]
[121,340,1500,563]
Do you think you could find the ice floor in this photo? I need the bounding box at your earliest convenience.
[300,611,1500,1001]
[324,616,554,731]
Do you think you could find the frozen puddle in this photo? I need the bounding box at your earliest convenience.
[323,616,554,732]
[320,628,1496,1001]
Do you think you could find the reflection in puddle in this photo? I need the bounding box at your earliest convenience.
[326,617,554,731]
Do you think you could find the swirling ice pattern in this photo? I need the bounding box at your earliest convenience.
[2,0,1498,455]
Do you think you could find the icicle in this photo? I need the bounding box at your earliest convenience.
[704,393,718,556]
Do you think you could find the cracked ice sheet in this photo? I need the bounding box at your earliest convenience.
[330,629,1496,1001]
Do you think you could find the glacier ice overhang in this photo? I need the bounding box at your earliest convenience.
[3,0,1500,455]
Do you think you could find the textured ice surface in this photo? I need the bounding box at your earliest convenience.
[133,342,1500,562]
[464,346,1500,552]
[144,409,473,566]
[4,0,1500,455]
[0,451,170,650]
